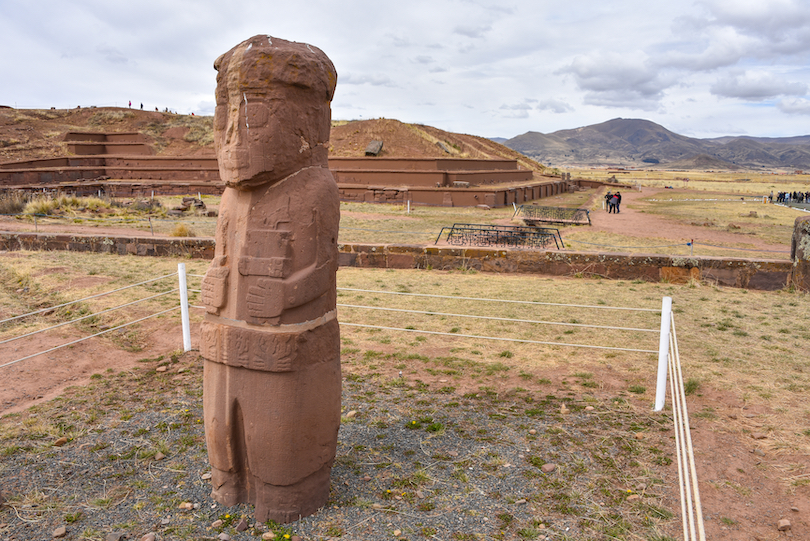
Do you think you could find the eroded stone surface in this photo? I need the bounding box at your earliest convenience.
[201,35,340,524]
[791,215,810,291]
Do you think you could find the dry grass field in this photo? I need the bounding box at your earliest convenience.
[1,250,809,540]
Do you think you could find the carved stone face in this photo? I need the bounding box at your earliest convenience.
[213,35,337,189]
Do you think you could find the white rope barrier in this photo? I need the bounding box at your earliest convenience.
[0,289,178,347]
[0,306,181,370]
[669,315,706,541]
[341,322,658,353]
[338,287,661,312]
[337,303,659,333]
[0,272,178,326]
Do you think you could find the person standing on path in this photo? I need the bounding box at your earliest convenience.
[615,191,622,213]
[608,194,618,213]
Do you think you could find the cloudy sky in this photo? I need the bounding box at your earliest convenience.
[3,0,810,139]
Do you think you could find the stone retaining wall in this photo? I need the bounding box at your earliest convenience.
[0,231,799,291]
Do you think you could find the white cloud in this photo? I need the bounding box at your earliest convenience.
[711,70,807,100]
[452,24,492,39]
[536,99,574,114]
[339,73,398,87]
[559,52,671,109]
[778,97,810,115]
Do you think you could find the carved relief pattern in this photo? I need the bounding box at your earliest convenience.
[201,262,229,314]
[202,322,300,372]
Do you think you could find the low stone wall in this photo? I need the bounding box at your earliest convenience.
[0,232,214,259]
[0,231,797,291]
[337,244,791,290]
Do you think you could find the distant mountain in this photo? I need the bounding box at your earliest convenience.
[504,118,810,170]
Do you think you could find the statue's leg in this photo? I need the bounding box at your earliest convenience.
[204,360,249,506]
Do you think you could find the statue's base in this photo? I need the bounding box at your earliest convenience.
[210,461,332,523]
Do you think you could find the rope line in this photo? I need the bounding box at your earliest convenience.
[668,315,706,540]
[341,322,658,353]
[691,242,789,254]
[0,289,178,346]
[565,239,686,249]
[340,227,435,234]
[337,304,658,333]
[0,306,181,370]
[338,288,660,312]
[0,272,178,326]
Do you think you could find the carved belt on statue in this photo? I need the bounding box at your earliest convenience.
[200,310,338,372]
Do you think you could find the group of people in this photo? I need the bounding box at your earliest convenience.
[127,100,187,114]
[605,190,622,213]
[772,191,810,204]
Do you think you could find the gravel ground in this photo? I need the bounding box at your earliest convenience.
[0,353,677,541]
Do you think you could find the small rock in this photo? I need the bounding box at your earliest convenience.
[362,475,372,482]
[778,518,791,531]
[201,472,213,480]
[291,537,302,541]
[393,530,402,536]
[262,533,276,540]
[448,450,459,457]
[193,503,200,509]
[394,495,402,500]
[53,526,67,538]
[627,494,641,501]
[753,448,765,457]
[211,519,223,528]
[751,432,768,440]
[515,499,527,505]
[140,534,156,541]
[54,437,68,447]
[105,533,125,541]
[416,490,425,499]
[585,406,595,411]
[791,506,800,512]
[218,533,232,541]
[178,501,193,510]
[346,410,358,419]
[236,518,249,531]
[161,517,171,525]
[634,433,644,440]
[156,366,168,373]
[541,463,557,473]
[528,429,537,435]
[560,404,569,414]
[155,452,166,461]
[372,503,383,509]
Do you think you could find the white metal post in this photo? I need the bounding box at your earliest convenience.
[654,296,673,411]
[178,263,192,352]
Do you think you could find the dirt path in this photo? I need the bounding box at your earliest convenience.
[584,188,788,252]
[0,318,200,415]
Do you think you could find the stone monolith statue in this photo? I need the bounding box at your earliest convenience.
[200,35,340,523]
[791,215,810,290]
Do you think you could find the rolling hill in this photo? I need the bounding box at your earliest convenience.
[504,118,810,170]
